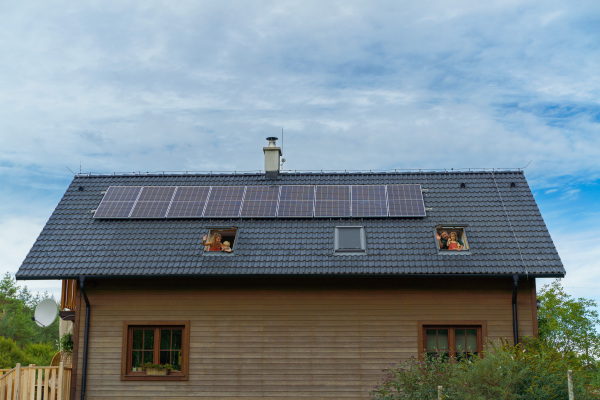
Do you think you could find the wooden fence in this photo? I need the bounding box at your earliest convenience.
[0,363,71,400]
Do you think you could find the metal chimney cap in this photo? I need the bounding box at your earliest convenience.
[266,137,278,147]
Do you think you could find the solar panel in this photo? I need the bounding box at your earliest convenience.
[94,186,142,218]
[203,186,245,218]
[351,185,388,217]
[314,185,351,217]
[94,184,427,219]
[240,186,280,217]
[130,186,177,218]
[277,186,314,217]
[387,184,426,217]
[167,186,211,218]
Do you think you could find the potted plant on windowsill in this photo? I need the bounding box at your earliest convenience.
[142,362,172,376]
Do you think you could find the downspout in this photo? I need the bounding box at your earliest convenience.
[512,274,519,346]
[79,277,91,400]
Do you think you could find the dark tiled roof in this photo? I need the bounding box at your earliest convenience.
[16,171,565,279]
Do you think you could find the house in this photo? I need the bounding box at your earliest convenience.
[16,139,564,399]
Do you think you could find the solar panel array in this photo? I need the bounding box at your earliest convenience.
[94,184,426,219]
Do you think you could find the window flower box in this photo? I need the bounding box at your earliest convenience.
[145,368,168,376]
[142,362,172,376]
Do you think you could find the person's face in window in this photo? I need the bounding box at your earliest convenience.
[440,231,449,240]
[450,232,458,241]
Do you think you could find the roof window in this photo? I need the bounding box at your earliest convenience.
[436,226,469,252]
[334,226,366,253]
[202,228,237,253]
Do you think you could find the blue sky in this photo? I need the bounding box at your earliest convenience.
[1,1,599,310]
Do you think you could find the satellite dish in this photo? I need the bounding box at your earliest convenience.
[33,299,58,328]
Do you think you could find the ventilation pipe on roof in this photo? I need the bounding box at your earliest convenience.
[263,137,282,179]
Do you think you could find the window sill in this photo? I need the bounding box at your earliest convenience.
[203,251,235,256]
[438,250,471,255]
[122,373,188,381]
[333,251,367,256]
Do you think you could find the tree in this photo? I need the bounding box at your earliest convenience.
[0,273,59,347]
[537,279,600,365]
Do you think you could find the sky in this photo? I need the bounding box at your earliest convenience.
[0,1,599,311]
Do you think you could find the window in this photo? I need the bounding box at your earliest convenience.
[122,321,190,380]
[334,226,366,253]
[203,227,237,253]
[420,324,483,362]
[435,226,469,251]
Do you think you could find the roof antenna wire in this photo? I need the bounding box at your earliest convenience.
[490,171,528,277]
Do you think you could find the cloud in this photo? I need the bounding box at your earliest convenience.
[560,189,581,200]
[2,1,599,179]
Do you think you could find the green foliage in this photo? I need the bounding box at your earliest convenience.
[0,273,59,347]
[22,342,56,366]
[370,339,600,400]
[0,337,55,368]
[0,336,27,369]
[60,333,73,352]
[142,362,172,370]
[371,353,457,399]
[537,279,600,365]
[0,273,59,368]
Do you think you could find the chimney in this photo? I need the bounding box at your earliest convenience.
[263,137,282,179]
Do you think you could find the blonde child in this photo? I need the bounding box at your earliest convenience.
[221,241,232,252]
[447,232,463,251]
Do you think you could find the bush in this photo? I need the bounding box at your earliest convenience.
[60,333,73,352]
[370,339,600,400]
[22,342,56,366]
[371,352,458,399]
[0,336,56,369]
[0,336,27,369]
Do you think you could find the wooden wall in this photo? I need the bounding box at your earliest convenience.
[72,276,536,400]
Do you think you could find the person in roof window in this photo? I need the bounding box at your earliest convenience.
[436,230,464,250]
[202,233,224,251]
[436,231,450,249]
[221,241,232,253]
[447,232,464,251]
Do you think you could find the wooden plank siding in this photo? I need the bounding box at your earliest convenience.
[72,276,536,400]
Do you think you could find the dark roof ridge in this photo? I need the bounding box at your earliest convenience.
[73,169,524,179]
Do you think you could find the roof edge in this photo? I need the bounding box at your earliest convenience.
[71,168,525,179]
[16,272,565,281]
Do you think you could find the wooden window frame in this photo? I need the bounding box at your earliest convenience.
[417,321,486,361]
[121,321,190,381]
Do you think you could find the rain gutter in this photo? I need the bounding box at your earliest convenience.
[79,277,91,400]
